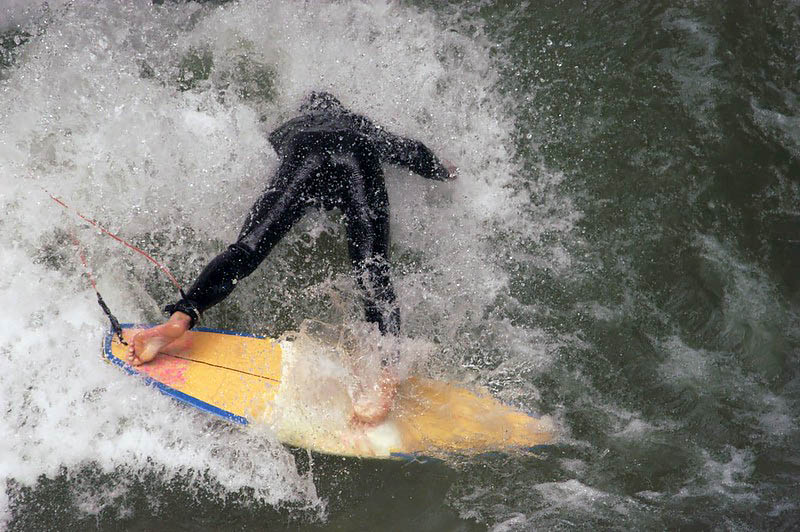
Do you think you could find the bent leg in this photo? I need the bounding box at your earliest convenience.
[333,151,400,338]
[180,152,323,316]
[132,151,322,365]
[330,140,401,426]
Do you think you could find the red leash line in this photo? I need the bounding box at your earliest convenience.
[44,188,190,344]
[45,190,185,295]
[67,231,99,292]
[64,227,128,345]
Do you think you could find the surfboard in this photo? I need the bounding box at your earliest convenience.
[103,323,556,460]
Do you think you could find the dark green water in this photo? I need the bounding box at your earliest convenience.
[2,1,798,530]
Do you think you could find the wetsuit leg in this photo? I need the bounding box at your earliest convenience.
[178,149,323,316]
[330,145,400,337]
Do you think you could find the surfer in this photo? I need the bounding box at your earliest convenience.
[128,91,457,424]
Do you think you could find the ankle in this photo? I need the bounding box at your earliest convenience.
[163,312,192,338]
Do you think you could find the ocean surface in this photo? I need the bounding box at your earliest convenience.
[1,1,798,530]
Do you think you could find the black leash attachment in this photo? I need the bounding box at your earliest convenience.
[96,291,127,346]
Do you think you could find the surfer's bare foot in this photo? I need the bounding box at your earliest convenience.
[351,371,397,426]
[127,312,192,366]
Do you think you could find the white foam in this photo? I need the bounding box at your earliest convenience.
[534,479,633,515]
[1,0,72,32]
[676,446,759,504]
[0,0,574,522]
[751,98,800,163]
[659,10,724,124]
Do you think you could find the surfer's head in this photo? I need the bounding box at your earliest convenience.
[300,91,345,114]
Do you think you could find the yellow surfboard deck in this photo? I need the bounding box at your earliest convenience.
[105,324,555,460]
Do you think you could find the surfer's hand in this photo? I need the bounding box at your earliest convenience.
[443,159,458,180]
[127,312,191,366]
[351,370,397,426]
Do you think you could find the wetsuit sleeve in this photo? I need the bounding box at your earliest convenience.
[363,120,451,181]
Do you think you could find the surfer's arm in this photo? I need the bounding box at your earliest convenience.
[363,120,456,181]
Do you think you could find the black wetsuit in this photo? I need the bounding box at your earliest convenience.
[165,94,450,336]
